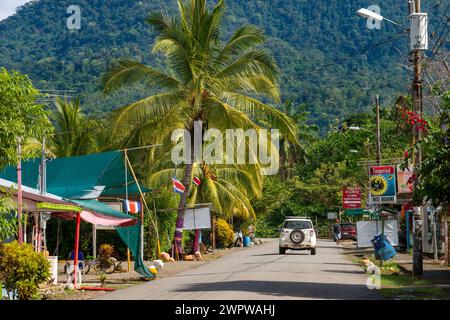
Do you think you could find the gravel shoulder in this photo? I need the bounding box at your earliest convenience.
[47,246,252,300]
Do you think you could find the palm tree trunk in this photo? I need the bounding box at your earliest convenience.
[173,126,195,258]
[193,229,200,253]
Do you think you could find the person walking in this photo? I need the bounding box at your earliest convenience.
[333,219,341,245]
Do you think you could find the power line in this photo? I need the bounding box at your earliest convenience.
[297,32,408,78]
[423,25,449,71]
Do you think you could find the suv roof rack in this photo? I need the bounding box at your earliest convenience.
[285,216,308,219]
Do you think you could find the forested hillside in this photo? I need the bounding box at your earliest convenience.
[0,0,420,129]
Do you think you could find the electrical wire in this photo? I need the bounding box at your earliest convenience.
[297,32,408,78]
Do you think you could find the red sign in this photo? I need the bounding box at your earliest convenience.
[342,186,362,209]
[370,166,395,175]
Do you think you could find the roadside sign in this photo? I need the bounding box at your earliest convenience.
[369,165,397,204]
[397,164,414,194]
[342,186,362,209]
[327,212,337,220]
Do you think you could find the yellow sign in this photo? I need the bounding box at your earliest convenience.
[370,176,388,196]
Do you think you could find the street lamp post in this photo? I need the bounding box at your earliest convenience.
[375,95,381,165]
[357,1,428,277]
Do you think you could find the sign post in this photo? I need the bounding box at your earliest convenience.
[327,212,337,239]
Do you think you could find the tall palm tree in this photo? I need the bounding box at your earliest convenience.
[50,97,99,157]
[103,0,298,255]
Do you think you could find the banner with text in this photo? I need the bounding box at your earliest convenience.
[342,186,362,209]
[369,165,397,204]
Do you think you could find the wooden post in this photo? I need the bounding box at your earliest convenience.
[127,249,131,272]
[73,212,81,288]
[445,206,449,266]
[92,224,96,258]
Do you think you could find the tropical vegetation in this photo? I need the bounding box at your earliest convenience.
[102,0,297,255]
[0,0,448,271]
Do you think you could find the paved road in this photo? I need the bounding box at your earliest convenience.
[95,239,382,300]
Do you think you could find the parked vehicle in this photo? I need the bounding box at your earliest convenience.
[340,223,357,240]
[278,217,317,255]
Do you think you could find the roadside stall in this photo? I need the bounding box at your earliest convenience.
[0,151,156,285]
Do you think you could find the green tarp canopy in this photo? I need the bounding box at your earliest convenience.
[72,199,138,220]
[101,182,150,198]
[344,209,372,216]
[344,207,399,217]
[116,222,155,278]
[0,151,150,199]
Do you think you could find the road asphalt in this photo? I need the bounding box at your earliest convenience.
[95,239,382,300]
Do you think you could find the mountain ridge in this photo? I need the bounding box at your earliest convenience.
[0,0,415,129]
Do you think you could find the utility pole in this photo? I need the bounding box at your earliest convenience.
[410,0,426,277]
[375,94,381,165]
[17,138,23,244]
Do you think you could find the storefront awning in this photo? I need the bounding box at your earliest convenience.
[71,199,137,227]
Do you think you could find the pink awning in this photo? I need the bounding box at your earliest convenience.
[80,210,135,227]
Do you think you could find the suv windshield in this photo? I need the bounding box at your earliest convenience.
[283,220,312,229]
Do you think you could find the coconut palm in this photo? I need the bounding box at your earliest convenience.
[103,0,298,255]
[50,97,99,157]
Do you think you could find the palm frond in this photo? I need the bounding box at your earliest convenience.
[102,60,181,94]
[221,76,280,102]
[153,25,194,83]
[203,96,259,131]
[110,91,186,130]
[217,50,278,83]
[220,93,298,144]
[146,11,173,33]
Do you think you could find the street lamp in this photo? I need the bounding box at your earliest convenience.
[356,8,408,30]
[348,126,371,132]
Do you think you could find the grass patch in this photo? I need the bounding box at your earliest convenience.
[381,274,430,287]
[380,287,450,300]
[353,254,450,300]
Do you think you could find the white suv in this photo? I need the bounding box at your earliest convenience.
[279,217,317,255]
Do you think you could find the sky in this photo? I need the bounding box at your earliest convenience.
[0,0,33,21]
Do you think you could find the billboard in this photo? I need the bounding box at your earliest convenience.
[369,165,396,204]
[183,206,211,230]
[397,164,414,194]
[342,186,362,209]
[356,220,398,248]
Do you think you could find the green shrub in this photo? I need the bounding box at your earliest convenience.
[98,244,114,270]
[215,218,234,248]
[0,241,50,300]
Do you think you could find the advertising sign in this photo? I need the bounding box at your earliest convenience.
[327,212,337,220]
[183,206,211,230]
[397,164,414,194]
[369,165,396,204]
[356,220,398,248]
[342,186,362,209]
